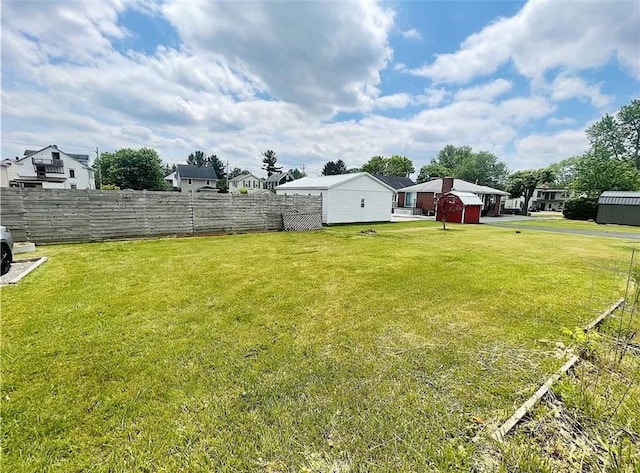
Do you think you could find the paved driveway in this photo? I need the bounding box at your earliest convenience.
[485,222,640,240]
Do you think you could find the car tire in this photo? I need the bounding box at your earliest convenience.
[1,243,11,276]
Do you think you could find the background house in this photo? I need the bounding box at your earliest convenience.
[175,165,218,192]
[2,145,95,189]
[164,171,177,190]
[265,170,295,191]
[1,160,11,188]
[529,187,570,212]
[397,177,509,216]
[372,174,415,211]
[275,172,395,224]
[228,173,265,194]
[596,191,640,227]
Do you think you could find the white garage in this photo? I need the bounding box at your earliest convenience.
[275,172,395,224]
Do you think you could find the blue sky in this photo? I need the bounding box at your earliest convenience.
[1,0,638,177]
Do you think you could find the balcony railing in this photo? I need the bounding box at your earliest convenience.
[33,157,65,174]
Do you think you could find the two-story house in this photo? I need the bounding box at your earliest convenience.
[530,187,570,212]
[265,170,295,191]
[3,145,95,189]
[228,173,265,194]
[175,165,218,192]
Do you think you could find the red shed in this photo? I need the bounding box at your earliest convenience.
[436,191,483,224]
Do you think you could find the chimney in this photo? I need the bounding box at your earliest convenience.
[442,177,454,194]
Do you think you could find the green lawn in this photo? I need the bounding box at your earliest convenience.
[2,221,638,472]
[495,217,640,234]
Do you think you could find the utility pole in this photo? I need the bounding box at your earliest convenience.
[95,146,102,190]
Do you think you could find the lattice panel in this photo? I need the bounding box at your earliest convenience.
[282,212,323,231]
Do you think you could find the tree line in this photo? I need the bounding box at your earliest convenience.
[95,147,307,191]
[94,99,640,199]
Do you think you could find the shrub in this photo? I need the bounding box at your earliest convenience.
[563,197,598,220]
[239,187,248,195]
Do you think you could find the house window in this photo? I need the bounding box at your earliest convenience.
[361,198,365,208]
[52,152,60,160]
[233,182,237,187]
[70,184,77,189]
[206,180,210,185]
[188,179,192,184]
[69,169,75,178]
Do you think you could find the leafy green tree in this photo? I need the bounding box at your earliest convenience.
[417,145,508,187]
[385,156,414,177]
[571,148,640,197]
[506,168,555,213]
[586,114,625,160]
[586,99,640,168]
[206,154,226,179]
[187,150,207,167]
[228,167,249,180]
[292,168,307,179]
[261,150,282,176]
[618,99,640,168]
[321,159,348,175]
[548,157,580,187]
[417,162,449,183]
[96,148,167,190]
[162,162,177,176]
[360,156,388,175]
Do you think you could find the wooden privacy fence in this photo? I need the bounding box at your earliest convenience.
[0,188,322,243]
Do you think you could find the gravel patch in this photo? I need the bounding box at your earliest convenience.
[1,257,47,285]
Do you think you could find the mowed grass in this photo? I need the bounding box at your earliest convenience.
[1,222,636,472]
[496,217,640,235]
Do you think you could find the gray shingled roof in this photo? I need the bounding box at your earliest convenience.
[372,174,415,190]
[23,146,90,166]
[398,178,509,196]
[266,172,290,182]
[176,164,218,179]
[68,153,89,165]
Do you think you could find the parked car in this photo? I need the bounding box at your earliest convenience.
[1,226,13,275]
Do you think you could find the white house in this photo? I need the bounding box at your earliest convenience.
[164,171,177,189]
[3,145,95,189]
[275,172,395,224]
[228,172,265,194]
[530,187,570,212]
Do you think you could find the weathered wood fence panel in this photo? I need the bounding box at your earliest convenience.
[0,189,28,241]
[0,188,322,243]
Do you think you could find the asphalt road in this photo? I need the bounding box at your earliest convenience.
[485,222,640,240]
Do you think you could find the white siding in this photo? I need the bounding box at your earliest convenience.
[5,146,94,189]
[229,174,264,194]
[276,174,392,224]
[1,165,10,187]
[326,176,392,223]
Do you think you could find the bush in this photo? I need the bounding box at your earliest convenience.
[563,197,598,220]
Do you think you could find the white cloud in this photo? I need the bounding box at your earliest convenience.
[408,0,640,83]
[455,79,512,102]
[417,87,450,107]
[546,73,611,108]
[372,93,415,110]
[401,29,422,40]
[0,0,621,178]
[510,129,589,169]
[162,0,395,113]
[547,117,576,126]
